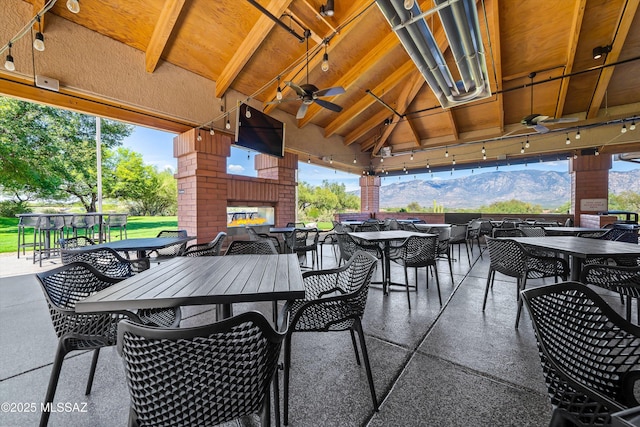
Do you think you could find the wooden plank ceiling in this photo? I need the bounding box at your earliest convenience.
[20,0,640,172]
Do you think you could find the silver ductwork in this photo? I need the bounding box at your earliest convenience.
[376,0,491,108]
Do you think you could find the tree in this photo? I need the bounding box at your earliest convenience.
[111,148,177,215]
[0,96,133,211]
[609,191,640,213]
[297,181,359,221]
[478,199,543,214]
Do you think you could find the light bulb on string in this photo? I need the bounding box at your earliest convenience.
[481,145,486,154]
[321,43,329,72]
[482,153,487,160]
[4,43,15,71]
[621,123,627,133]
[210,128,215,136]
[525,138,530,148]
[380,157,383,163]
[329,156,333,164]
[66,0,80,13]
[410,152,414,161]
[630,121,636,131]
[276,76,283,101]
[353,156,357,164]
[196,130,202,141]
[565,134,571,145]
[452,155,456,166]
[520,143,525,154]
[245,106,251,119]
[444,148,449,158]
[33,16,45,51]
[575,129,581,140]
[595,147,600,156]
[225,115,231,130]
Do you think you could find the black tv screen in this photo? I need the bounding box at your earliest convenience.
[234,103,285,158]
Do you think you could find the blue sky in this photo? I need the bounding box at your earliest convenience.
[122,125,638,192]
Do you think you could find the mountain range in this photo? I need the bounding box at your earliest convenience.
[351,169,640,209]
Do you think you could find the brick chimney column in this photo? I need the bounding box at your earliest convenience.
[173,129,231,243]
[359,175,381,217]
[569,153,612,226]
[255,152,298,226]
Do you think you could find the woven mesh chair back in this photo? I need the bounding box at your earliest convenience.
[154,230,188,257]
[289,251,378,332]
[59,236,96,249]
[356,222,380,232]
[182,232,227,257]
[394,235,438,268]
[521,282,640,425]
[106,214,127,227]
[492,228,525,238]
[519,225,546,237]
[117,311,285,427]
[36,262,125,342]
[449,224,468,243]
[581,264,640,299]
[225,240,278,255]
[485,237,527,277]
[60,247,137,278]
[335,232,380,263]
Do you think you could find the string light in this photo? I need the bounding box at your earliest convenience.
[621,123,627,133]
[209,128,215,136]
[329,156,333,164]
[410,152,414,161]
[631,121,636,131]
[520,143,525,154]
[4,43,15,71]
[33,15,45,51]
[481,145,486,154]
[225,115,231,130]
[380,157,384,163]
[66,0,80,13]
[575,129,581,140]
[594,147,600,156]
[482,153,487,160]
[196,130,202,141]
[321,43,329,72]
[403,163,407,172]
[353,155,357,164]
[525,138,530,148]
[445,148,449,158]
[307,157,311,164]
[276,76,283,101]
[245,106,252,119]
[452,155,456,166]
[565,134,571,145]
[426,160,430,169]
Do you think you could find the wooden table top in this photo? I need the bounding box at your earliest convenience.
[349,230,431,242]
[76,254,305,313]
[506,236,640,259]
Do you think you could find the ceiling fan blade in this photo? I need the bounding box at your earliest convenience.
[314,86,345,98]
[296,103,309,119]
[534,124,549,134]
[285,81,307,97]
[314,99,343,113]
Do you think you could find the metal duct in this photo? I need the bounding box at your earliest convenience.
[375,0,491,108]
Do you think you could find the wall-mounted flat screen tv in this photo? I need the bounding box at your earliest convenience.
[234,103,285,158]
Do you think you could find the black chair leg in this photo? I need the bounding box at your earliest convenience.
[515,277,526,329]
[353,318,378,412]
[272,368,280,427]
[40,342,68,427]
[283,334,292,426]
[433,264,442,306]
[349,329,361,365]
[85,348,100,395]
[404,266,411,309]
[482,269,493,311]
[260,381,272,427]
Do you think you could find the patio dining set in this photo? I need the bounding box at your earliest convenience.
[9,215,640,427]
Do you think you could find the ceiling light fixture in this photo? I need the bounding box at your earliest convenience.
[575,129,581,140]
[321,43,329,72]
[319,0,334,17]
[66,0,80,14]
[4,42,15,71]
[621,123,627,133]
[592,45,611,60]
[33,15,45,52]
[376,0,491,109]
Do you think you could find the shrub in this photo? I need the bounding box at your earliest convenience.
[0,200,31,217]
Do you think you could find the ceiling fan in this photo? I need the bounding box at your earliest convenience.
[267,35,345,119]
[521,72,578,134]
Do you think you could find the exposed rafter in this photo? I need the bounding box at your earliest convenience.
[215,0,293,98]
[344,108,391,146]
[555,0,586,118]
[298,31,400,127]
[372,69,425,154]
[325,60,416,138]
[32,0,45,31]
[145,0,186,73]
[587,0,638,119]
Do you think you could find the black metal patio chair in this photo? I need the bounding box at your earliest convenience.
[581,263,640,323]
[285,228,320,269]
[147,229,188,263]
[247,226,281,253]
[521,282,640,427]
[181,231,227,257]
[36,262,180,427]
[117,311,286,427]
[281,251,379,425]
[484,237,569,328]
[60,247,150,277]
[389,234,442,308]
[225,239,278,255]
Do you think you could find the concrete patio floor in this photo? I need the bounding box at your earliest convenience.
[1,245,610,426]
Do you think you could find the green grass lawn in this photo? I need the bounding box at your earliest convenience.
[0,216,178,254]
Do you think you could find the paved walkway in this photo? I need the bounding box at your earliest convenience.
[0,245,588,426]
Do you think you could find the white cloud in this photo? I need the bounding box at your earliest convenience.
[228,164,245,172]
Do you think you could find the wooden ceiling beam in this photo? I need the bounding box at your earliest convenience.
[484,0,503,132]
[297,31,400,127]
[284,8,323,44]
[33,0,45,31]
[372,69,425,154]
[263,0,372,113]
[555,0,586,119]
[344,108,391,146]
[145,0,186,73]
[215,0,293,98]
[587,0,639,119]
[325,60,416,138]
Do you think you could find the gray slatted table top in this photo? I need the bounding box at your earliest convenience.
[76,254,305,313]
[506,236,640,258]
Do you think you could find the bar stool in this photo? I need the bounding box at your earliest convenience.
[34,215,65,266]
[71,214,96,239]
[17,215,39,258]
[105,214,128,241]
